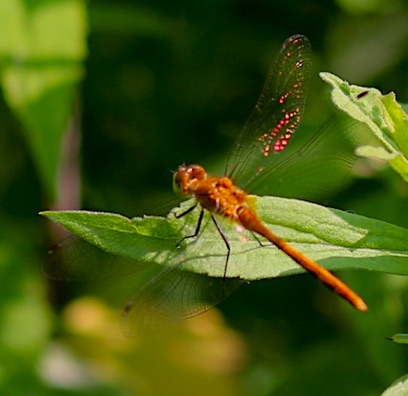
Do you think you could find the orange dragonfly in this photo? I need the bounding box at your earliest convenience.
[45,35,367,335]
[171,35,366,312]
[172,162,367,313]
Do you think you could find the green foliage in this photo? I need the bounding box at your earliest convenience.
[387,334,408,344]
[2,0,408,395]
[322,72,408,182]
[0,0,87,200]
[382,374,408,396]
[41,195,408,280]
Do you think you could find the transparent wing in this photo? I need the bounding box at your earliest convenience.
[226,34,312,187]
[44,235,242,336]
[245,112,371,201]
[121,267,242,336]
[43,236,149,280]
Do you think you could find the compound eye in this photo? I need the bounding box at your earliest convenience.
[172,166,188,196]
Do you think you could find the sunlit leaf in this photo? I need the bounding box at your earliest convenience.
[41,196,408,281]
[382,373,408,396]
[386,334,408,344]
[321,72,408,182]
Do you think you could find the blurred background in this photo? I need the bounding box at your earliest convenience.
[1,0,408,395]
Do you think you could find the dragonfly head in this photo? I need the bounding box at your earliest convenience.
[173,164,207,196]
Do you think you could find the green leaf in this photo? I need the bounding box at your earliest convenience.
[356,145,397,161]
[382,373,408,396]
[382,95,408,156]
[40,196,408,280]
[0,0,87,200]
[321,72,408,182]
[386,334,408,344]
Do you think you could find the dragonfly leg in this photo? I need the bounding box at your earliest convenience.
[174,203,197,218]
[210,215,231,280]
[251,231,268,247]
[176,208,204,248]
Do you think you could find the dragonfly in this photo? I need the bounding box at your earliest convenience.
[45,35,368,336]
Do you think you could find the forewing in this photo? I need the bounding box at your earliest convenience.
[43,236,148,281]
[226,35,312,187]
[245,112,371,201]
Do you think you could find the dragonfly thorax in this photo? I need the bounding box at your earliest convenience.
[173,164,250,220]
[193,175,249,220]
